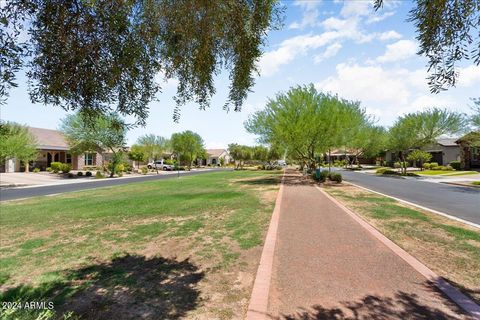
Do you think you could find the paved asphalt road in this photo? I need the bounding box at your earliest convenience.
[0,168,229,202]
[337,169,480,226]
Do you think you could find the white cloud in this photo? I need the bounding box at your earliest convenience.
[457,65,480,87]
[377,40,417,63]
[258,33,338,76]
[314,42,342,64]
[366,11,395,24]
[314,61,478,124]
[289,0,321,30]
[378,30,402,41]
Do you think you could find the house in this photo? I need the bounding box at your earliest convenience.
[456,132,480,169]
[1,127,103,172]
[326,148,376,164]
[385,138,460,166]
[201,149,231,166]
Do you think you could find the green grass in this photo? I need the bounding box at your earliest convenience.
[0,170,281,319]
[417,170,477,176]
[472,181,480,185]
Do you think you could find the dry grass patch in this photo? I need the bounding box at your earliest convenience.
[324,184,480,304]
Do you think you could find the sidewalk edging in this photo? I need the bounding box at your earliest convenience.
[345,181,480,229]
[317,185,480,319]
[246,173,285,320]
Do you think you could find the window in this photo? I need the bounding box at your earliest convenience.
[473,147,479,160]
[66,153,72,164]
[84,153,94,166]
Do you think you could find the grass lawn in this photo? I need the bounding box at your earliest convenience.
[417,170,478,176]
[0,170,282,319]
[472,181,480,186]
[324,184,480,304]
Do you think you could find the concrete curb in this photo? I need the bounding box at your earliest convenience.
[345,181,480,229]
[317,185,480,319]
[246,173,285,320]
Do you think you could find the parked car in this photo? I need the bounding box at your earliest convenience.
[147,160,174,171]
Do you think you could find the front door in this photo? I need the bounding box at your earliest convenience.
[47,152,59,166]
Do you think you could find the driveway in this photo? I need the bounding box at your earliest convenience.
[0,168,229,202]
[336,169,480,226]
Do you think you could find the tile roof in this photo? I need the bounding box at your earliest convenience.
[28,127,69,150]
[436,138,458,147]
[206,149,227,157]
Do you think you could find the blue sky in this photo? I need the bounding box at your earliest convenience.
[2,0,479,148]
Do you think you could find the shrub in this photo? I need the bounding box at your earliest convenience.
[429,162,439,168]
[95,171,104,179]
[328,172,342,183]
[33,167,40,173]
[60,163,71,173]
[376,168,397,175]
[164,159,174,165]
[118,172,123,177]
[445,165,454,171]
[393,162,402,169]
[116,163,125,172]
[432,165,447,170]
[141,167,148,175]
[312,170,329,182]
[77,171,84,176]
[174,165,186,171]
[449,161,461,170]
[85,171,92,177]
[46,167,52,172]
[422,163,431,170]
[67,172,75,178]
[50,162,62,173]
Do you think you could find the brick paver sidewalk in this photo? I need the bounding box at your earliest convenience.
[266,170,471,319]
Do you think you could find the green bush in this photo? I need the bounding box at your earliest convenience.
[422,163,431,170]
[95,171,104,179]
[164,159,175,165]
[50,162,62,173]
[33,167,40,173]
[118,172,123,177]
[376,168,397,175]
[67,172,75,178]
[141,167,148,175]
[333,159,346,167]
[429,162,439,168]
[77,171,84,176]
[85,171,92,177]
[393,162,402,169]
[449,161,461,170]
[432,165,446,170]
[445,165,454,171]
[174,165,186,171]
[61,163,71,173]
[46,167,52,172]
[312,170,328,182]
[328,172,342,183]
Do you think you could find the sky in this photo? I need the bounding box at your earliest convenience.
[1,0,479,149]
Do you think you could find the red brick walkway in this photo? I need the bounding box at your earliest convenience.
[265,170,472,319]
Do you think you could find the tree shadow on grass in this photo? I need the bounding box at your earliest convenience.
[1,254,204,320]
[277,291,467,320]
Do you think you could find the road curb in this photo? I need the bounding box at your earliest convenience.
[345,181,480,229]
[317,185,480,319]
[246,173,285,320]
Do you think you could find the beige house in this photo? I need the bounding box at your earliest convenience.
[202,149,231,166]
[1,127,103,172]
[385,138,460,166]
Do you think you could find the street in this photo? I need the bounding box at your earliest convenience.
[337,169,480,226]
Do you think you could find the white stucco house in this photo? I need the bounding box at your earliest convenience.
[202,149,231,166]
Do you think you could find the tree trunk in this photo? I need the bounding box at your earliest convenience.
[328,149,331,173]
[24,161,29,173]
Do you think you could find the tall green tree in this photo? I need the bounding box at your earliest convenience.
[470,98,480,130]
[128,144,147,169]
[388,108,465,174]
[60,112,127,177]
[136,134,169,162]
[245,85,371,170]
[374,0,480,93]
[1,0,283,122]
[170,131,205,170]
[0,121,38,172]
[228,144,252,169]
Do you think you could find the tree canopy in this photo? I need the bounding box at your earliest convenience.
[170,130,205,169]
[245,85,374,168]
[60,112,127,176]
[136,134,170,162]
[1,0,283,123]
[374,0,480,93]
[387,107,465,173]
[0,121,38,171]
